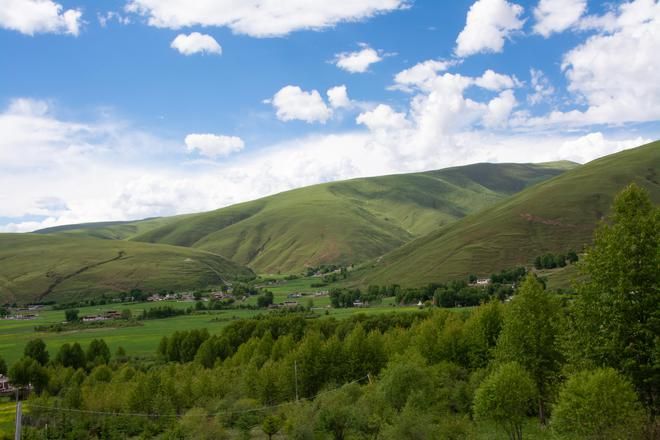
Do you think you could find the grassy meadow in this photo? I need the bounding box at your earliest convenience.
[0,296,421,365]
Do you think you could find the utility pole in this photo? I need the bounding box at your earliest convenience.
[294,360,299,402]
[14,401,22,440]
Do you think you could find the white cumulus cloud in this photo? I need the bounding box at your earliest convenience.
[334,44,383,73]
[521,0,660,127]
[455,0,524,57]
[0,0,82,36]
[356,104,409,131]
[327,85,352,109]
[474,69,520,91]
[533,0,586,37]
[392,59,456,91]
[0,97,652,233]
[185,134,244,158]
[557,132,650,163]
[271,86,332,123]
[171,32,222,55]
[527,68,555,105]
[125,0,408,37]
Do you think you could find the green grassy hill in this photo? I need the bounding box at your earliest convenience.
[131,162,574,273]
[0,234,254,304]
[354,141,660,286]
[33,215,190,240]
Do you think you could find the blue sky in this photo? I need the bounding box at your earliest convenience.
[1,0,659,231]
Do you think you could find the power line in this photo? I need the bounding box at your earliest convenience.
[24,375,370,419]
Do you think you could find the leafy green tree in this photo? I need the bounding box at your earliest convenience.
[568,184,659,413]
[0,356,6,375]
[378,350,433,411]
[381,401,436,440]
[8,356,49,394]
[24,338,49,365]
[552,368,644,440]
[261,415,281,440]
[115,346,127,360]
[344,325,386,380]
[121,309,132,320]
[257,291,274,308]
[64,309,79,322]
[284,401,316,440]
[294,332,325,397]
[473,362,537,440]
[463,300,503,369]
[316,384,361,440]
[178,407,228,440]
[495,275,563,423]
[86,339,111,365]
[566,250,578,263]
[56,342,85,369]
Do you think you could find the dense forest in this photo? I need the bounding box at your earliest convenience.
[2,184,658,439]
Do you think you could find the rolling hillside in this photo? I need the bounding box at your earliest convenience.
[0,234,254,304]
[130,162,575,273]
[354,141,660,286]
[34,216,189,240]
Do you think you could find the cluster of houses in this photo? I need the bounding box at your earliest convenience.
[268,301,300,309]
[81,310,122,322]
[147,292,196,302]
[1,304,43,320]
[471,278,492,286]
[3,312,38,320]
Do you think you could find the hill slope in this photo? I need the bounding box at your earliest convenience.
[34,216,190,240]
[355,141,660,286]
[0,234,254,304]
[131,162,575,273]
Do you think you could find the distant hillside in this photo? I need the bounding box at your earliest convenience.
[354,141,660,286]
[130,162,575,273]
[34,216,190,240]
[0,234,254,304]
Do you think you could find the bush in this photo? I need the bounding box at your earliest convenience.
[473,362,537,440]
[551,368,645,439]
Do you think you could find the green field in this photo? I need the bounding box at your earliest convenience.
[0,399,15,439]
[0,301,256,365]
[355,141,660,286]
[0,234,254,304]
[0,299,422,365]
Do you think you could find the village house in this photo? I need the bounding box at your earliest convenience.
[475,278,491,286]
[212,292,232,300]
[82,315,107,322]
[0,375,15,396]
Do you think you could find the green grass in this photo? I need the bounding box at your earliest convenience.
[128,162,574,274]
[0,400,15,439]
[536,264,583,291]
[354,141,660,286]
[0,301,260,365]
[0,234,254,304]
[248,276,337,307]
